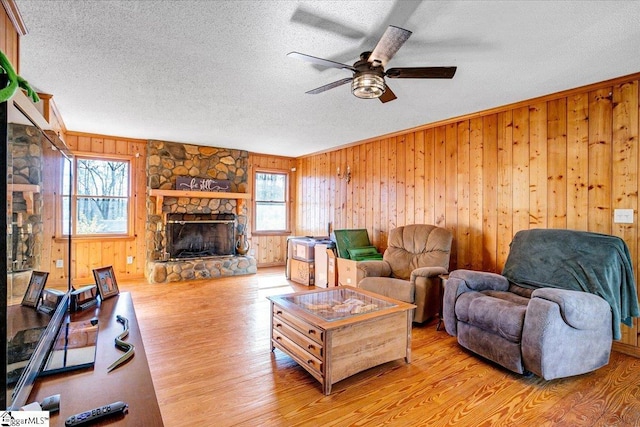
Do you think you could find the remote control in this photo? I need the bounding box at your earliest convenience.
[64,401,128,426]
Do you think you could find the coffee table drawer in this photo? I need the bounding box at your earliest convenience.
[273,329,323,375]
[273,306,324,345]
[274,316,323,359]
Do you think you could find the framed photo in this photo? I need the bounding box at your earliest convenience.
[92,266,120,300]
[21,271,49,308]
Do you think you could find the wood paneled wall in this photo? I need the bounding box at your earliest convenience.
[53,135,295,277]
[248,153,297,266]
[295,73,640,351]
[1,0,21,71]
[64,131,147,284]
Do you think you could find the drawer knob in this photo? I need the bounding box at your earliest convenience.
[307,360,314,365]
[276,310,283,315]
[308,329,316,334]
[308,344,315,350]
[275,336,282,341]
[276,323,282,328]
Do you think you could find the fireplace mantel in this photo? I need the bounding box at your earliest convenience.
[148,188,251,215]
[9,183,41,214]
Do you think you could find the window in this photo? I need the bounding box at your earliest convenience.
[64,156,131,236]
[254,171,289,232]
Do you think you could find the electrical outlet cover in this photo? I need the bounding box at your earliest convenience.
[614,209,634,224]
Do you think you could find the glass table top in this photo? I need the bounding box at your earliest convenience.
[283,288,397,321]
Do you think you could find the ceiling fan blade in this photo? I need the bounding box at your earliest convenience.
[368,26,412,67]
[306,78,353,94]
[379,85,397,103]
[385,67,457,79]
[294,0,424,72]
[383,0,424,29]
[290,7,366,40]
[287,52,356,72]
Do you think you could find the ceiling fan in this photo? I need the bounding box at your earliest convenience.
[287,25,457,103]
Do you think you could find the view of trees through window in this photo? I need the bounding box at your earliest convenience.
[255,172,287,231]
[69,158,130,235]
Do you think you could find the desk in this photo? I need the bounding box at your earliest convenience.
[29,292,163,426]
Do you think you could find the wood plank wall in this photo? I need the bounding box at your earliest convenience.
[1,0,20,71]
[248,153,297,266]
[64,131,148,284]
[295,73,640,352]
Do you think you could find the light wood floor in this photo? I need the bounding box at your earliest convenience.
[120,268,640,426]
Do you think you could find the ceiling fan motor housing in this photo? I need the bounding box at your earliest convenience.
[351,55,386,99]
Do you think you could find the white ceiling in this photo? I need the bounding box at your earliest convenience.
[15,0,640,157]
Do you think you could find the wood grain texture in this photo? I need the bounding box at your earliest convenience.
[294,75,640,349]
[1,3,20,71]
[122,268,640,427]
[588,88,613,234]
[64,132,147,284]
[248,153,296,266]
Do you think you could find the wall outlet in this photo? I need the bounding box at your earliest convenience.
[126,256,134,264]
[614,209,634,224]
[55,259,64,268]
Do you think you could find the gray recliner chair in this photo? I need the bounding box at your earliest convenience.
[357,224,453,323]
[444,229,640,380]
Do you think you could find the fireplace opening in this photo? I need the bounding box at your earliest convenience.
[165,213,236,260]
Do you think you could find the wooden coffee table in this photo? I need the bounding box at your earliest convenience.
[268,286,415,395]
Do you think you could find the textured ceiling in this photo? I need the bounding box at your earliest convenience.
[15,0,640,157]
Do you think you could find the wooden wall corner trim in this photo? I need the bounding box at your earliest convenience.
[1,0,27,36]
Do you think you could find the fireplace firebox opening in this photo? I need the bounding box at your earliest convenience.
[165,213,237,260]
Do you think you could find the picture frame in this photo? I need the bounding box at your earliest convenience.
[37,289,66,315]
[21,271,49,308]
[92,266,120,300]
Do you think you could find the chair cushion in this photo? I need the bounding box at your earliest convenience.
[455,291,529,343]
[358,277,414,303]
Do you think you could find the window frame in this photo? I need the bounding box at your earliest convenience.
[252,168,291,235]
[66,153,134,239]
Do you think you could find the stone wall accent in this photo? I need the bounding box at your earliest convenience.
[9,123,44,272]
[147,140,248,193]
[145,140,255,282]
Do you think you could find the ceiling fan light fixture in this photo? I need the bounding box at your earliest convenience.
[351,73,385,99]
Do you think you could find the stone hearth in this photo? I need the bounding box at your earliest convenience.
[147,256,257,284]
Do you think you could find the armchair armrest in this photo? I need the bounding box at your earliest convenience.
[411,266,448,283]
[530,288,610,330]
[522,288,612,379]
[448,269,509,292]
[356,260,392,279]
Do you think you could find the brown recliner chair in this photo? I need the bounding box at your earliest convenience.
[357,224,453,323]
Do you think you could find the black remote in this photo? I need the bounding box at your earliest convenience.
[64,401,128,426]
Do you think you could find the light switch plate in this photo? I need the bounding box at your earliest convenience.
[614,209,634,224]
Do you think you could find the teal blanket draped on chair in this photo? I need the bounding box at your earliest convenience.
[502,229,640,340]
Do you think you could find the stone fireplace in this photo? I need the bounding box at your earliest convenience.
[145,140,256,283]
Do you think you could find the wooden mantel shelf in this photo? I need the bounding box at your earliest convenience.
[149,188,251,215]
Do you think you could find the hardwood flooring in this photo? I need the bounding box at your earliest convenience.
[120,268,640,426]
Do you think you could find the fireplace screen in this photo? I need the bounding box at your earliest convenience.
[165,213,236,260]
